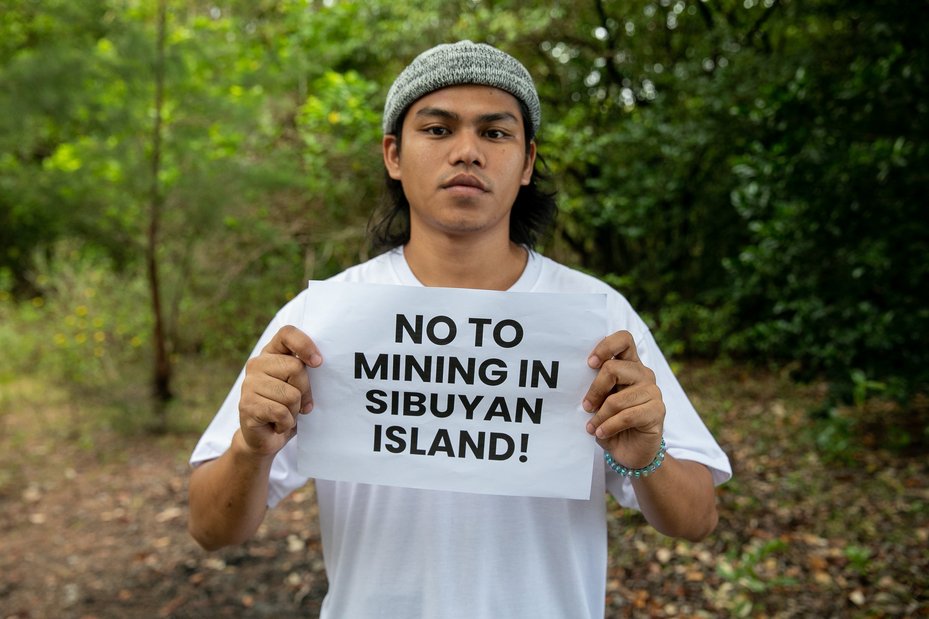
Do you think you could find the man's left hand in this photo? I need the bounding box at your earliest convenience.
[583,330,665,470]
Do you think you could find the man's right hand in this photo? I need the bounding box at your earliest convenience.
[238,325,322,457]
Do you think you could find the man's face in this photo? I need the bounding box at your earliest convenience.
[383,85,536,244]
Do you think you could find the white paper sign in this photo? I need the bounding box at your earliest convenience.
[296,281,607,499]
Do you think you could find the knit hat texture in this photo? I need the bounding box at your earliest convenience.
[382,40,541,138]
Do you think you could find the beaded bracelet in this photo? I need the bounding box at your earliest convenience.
[603,437,667,478]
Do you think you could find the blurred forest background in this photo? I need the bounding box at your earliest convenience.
[1,0,927,617]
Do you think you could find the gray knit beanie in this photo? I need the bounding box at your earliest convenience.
[382,40,541,139]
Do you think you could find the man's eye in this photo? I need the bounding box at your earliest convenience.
[485,129,508,139]
[425,126,449,136]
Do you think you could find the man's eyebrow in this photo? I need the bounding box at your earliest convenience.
[415,107,459,121]
[414,108,520,125]
[476,111,520,125]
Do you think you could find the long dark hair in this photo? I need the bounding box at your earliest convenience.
[368,102,558,253]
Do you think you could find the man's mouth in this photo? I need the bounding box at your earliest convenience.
[442,174,488,193]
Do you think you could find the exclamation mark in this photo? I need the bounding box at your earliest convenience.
[518,434,529,463]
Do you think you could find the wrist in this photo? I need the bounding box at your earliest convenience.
[604,436,667,478]
[231,429,278,467]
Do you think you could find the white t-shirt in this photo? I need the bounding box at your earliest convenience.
[191,248,731,619]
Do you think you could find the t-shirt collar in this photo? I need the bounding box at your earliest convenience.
[388,246,541,292]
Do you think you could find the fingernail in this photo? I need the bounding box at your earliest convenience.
[587,355,599,368]
[586,422,595,435]
[309,354,323,367]
[303,402,314,413]
[582,399,593,412]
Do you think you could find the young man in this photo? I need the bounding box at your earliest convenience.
[189,41,731,618]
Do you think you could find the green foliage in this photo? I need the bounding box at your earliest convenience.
[0,242,151,398]
[716,538,797,616]
[723,2,929,401]
[811,407,856,464]
[843,544,872,576]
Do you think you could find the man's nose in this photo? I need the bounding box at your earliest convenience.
[449,130,485,168]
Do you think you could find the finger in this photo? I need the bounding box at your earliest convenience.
[245,353,314,414]
[586,383,662,434]
[251,376,304,415]
[299,387,314,415]
[242,396,298,435]
[262,325,323,368]
[247,351,307,382]
[288,365,314,414]
[277,357,313,414]
[587,330,640,369]
[582,358,650,412]
[588,400,664,440]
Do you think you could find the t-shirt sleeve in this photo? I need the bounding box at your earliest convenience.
[602,296,732,510]
[188,295,311,508]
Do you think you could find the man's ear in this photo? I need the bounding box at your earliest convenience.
[383,135,402,180]
[520,140,537,186]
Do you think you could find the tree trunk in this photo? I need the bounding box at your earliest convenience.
[147,0,172,427]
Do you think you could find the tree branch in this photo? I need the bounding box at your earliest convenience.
[743,0,781,48]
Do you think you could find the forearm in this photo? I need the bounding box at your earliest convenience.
[631,454,718,542]
[188,430,275,551]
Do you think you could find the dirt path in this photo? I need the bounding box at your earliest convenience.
[1,436,326,619]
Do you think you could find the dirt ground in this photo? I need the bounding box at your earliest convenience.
[2,364,928,618]
[1,435,328,619]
